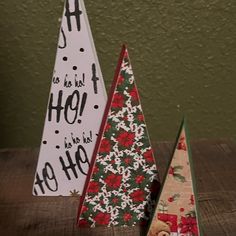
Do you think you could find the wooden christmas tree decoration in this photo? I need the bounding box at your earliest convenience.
[77,45,160,227]
[147,120,202,236]
[33,0,107,196]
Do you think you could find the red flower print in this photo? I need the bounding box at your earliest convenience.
[179,216,198,235]
[94,212,111,225]
[123,213,132,222]
[100,138,111,153]
[190,194,195,205]
[118,75,124,85]
[168,193,180,203]
[112,93,124,108]
[78,219,89,227]
[124,157,132,165]
[135,147,141,154]
[93,165,99,174]
[169,166,174,175]
[168,197,174,202]
[177,136,187,151]
[116,131,135,147]
[143,149,154,163]
[122,116,128,121]
[104,173,122,189]
[130,189,145,202]
[129,86,138,100]
[81,205,88,214]
[105,123,111,132]
[112,197,119,204]
[87,181,99,193]
[157,213,178,232]
[138,114,144,122]
[135,175,145,184]
[180,207,185,212]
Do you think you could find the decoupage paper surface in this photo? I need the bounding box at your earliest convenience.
[77,46,160,227]
[147,123,201,236]
[33,0,107,196]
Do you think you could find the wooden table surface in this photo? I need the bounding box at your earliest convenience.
[0,139,236,236]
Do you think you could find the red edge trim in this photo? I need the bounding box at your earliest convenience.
[76,45,127,226]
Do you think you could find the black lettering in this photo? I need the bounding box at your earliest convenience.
[64,74,73,88]
[42,162,58,192]
[79,92,87,117]
[52,76,60,84]
[91,63,99,94]
[71,133,80,144]
[64,137,73,149]
[58,27,67,49]
[59,145,90,180]
[64,90,80,124]
[48,90,64,122]
[59,151,78,180]
[65,0,82,32]
[83,131,92,144]
[75,73,85,88]
[33,163,58,195]
[33,173,45,195]
[75,145,90,175]
[48,90,86,124]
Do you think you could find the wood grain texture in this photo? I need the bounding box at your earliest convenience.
[0,140,236,235]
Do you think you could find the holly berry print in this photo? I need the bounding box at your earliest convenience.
[147,121,201,236]
[168,166,186,183]
[77,45,160,227]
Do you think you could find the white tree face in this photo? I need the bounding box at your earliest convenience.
[33,0,107,196]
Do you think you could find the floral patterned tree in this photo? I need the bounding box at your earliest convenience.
[147,120,202,236]
[77,45,160,227]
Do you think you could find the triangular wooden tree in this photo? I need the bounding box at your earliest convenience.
[147,120,202,236]
[33,0,107,196]
[77,45,160,227]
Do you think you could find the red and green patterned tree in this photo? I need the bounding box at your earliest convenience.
[77,45,160,227]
